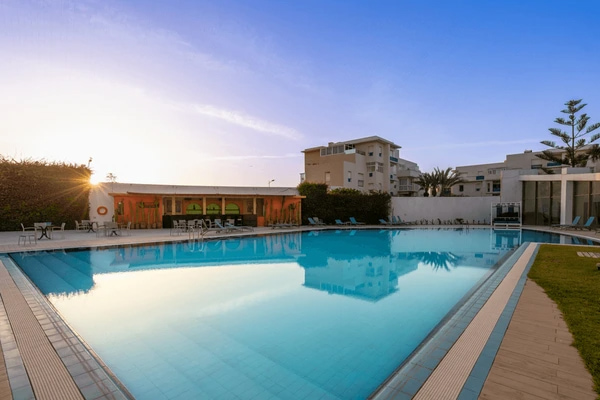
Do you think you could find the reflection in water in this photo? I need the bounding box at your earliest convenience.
[406,251,463,271]
[7,228,600,400]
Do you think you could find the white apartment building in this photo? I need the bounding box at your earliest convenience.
[302,136,421,196]
[451,150,591,197]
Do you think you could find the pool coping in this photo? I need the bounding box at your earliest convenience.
[0,256,133,400]
[370,242,539,399]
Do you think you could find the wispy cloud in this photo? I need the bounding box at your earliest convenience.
[409,138,542,151]
[210,153,301,161]
[191,104,302,140]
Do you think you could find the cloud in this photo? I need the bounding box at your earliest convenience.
[191,104,302,140]
[409,138,542,151]
[209,153,302,161]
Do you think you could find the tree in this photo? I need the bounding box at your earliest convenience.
[414,172,434,197]
[434,167,463,197]
[537,99,600,169]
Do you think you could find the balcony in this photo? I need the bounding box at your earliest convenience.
[398,184,417,192]
[396,169,421,178]
[390,156,399,163]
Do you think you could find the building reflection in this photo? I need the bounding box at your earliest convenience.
[12,229,509,300]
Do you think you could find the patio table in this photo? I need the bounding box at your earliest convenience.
[34,222,53,240]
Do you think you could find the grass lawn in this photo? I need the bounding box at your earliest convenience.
[528,244,600,396]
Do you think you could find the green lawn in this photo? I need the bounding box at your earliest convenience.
[528,244,600,396]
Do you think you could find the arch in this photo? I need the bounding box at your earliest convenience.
[225,203,240,215]
[186,203,202,215]
[206,203,221,215]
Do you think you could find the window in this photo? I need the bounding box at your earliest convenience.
[347,171,352,183]
[186,203,202,215]
[459,185,464,192]
[225,203,240,214]
[378,146,382,157]
[206,203,221,215]
[246,200,254,214]
[368,145,374,156]
[164,198,172,214]
[325,172,331,183]
[175,199,182,214]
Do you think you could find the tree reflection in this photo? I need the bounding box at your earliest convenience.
[409,252,462,271]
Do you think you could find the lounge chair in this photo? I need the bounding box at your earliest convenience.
[574,216,595,230]
[379,219,390,225]
[349,217,365,225]
[552,216,582,229]
[308,217,325,226]
[224,222,254,232]
[335,219,349,225]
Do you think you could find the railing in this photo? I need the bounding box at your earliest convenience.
[397,184,417,192]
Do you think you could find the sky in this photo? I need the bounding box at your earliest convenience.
[1,0,600,187]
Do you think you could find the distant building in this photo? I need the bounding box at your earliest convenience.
[302,136,421,196]
[451,150,583,197]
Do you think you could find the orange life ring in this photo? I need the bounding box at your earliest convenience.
[97,206,108,215]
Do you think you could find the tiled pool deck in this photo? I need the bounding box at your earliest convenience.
[0,226,596,399]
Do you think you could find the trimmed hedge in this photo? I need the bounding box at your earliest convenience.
[0,156,92,231]
[298,182,391,224]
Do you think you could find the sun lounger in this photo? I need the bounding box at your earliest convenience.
[552,216,581,229]
[349,217,365,225]
[308,217,326,226]
[379,219,390,225]
[335,219,349,225]
[573,216,595,230]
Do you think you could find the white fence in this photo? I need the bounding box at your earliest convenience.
[391,196,497,224]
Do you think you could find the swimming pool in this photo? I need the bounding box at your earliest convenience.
[7,228,596,399]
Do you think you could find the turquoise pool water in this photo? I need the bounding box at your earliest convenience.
[8,228,596,399]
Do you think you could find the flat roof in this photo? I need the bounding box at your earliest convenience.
[303,135,401,152]
[104,182,301,197]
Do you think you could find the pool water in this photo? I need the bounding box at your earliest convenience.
[8,228,595,399]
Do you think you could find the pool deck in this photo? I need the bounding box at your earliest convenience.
[0,225,597,399]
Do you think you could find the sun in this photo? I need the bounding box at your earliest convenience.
[89,173,102,185]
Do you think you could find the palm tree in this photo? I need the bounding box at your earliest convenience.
[537,99,600,169]
[414,172,434,197]
[434,167,463,197]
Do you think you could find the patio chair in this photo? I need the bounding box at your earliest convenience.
[349,217,365,225]
[379,219,390,225]
[18,223,37,246]
[313,217,326,225]
[170,220,183,236]
[51,222,66,239]
[335,219,349,225]
[120,221,132,236]
[552,216,580,229]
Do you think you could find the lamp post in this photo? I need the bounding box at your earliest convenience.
[268,179,275,187]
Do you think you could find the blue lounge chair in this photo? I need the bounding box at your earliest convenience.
[574,216,595,230]
[379,219,390,225]
[335,219,349,225]
[349,217,365,225]
[552,216,581,229]
[308,217,325,226]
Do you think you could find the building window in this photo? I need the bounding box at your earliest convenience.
[186,203,202,215]
[378,146,382,157]
[459,185,464,192]
[225,203,240,214]
[358,180,364,187]
[175,199,182,214]
[347,171,352,183]
[206,203,221,215]
[325,172,331,184]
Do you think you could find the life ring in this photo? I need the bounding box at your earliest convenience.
[97,206,108,215]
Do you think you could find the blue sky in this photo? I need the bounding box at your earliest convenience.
[1,0,600,186]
